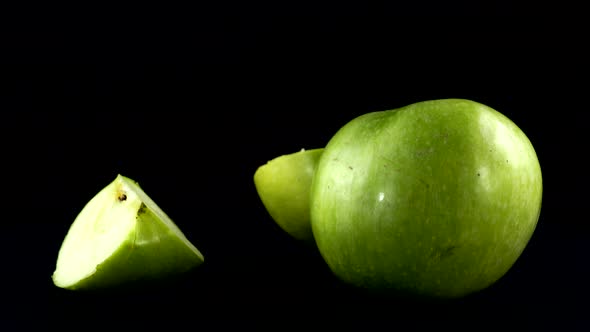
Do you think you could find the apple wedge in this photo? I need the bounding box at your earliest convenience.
[52,174,204,290]
[254,148,323,242]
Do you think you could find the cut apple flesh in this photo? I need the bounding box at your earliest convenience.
[52,175,204,290]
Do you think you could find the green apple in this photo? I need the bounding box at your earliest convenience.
[310,99,543,299]
[254,148,323,242]
[52,174,204,290]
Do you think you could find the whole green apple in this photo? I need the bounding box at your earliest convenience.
[310,99,543,299]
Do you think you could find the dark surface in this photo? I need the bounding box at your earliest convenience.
[2,7,587,330]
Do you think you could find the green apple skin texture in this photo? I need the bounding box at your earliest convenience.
[254,148,323,242]
[52,175,204,290]
[310,99,543,299]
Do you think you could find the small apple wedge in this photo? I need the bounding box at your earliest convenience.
[254,148,323,243]
[52,174,204,290]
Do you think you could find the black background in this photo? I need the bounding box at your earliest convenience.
[2,3,588,330]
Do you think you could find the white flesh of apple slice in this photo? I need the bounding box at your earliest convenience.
[52,174,204,290]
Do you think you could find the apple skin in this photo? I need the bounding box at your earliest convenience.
[310,99,543,299]
[254,148,323,242]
